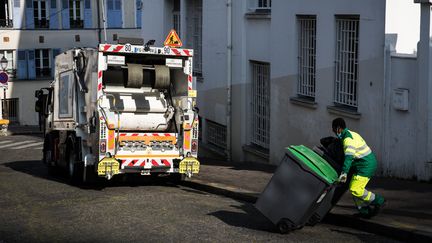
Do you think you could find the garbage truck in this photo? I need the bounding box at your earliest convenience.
[35,38,200,183]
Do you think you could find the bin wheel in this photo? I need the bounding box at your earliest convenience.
[307,213,321,226]
[277,219,295,234]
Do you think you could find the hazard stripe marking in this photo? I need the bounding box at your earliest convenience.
[103,45,111,52]
[172,49,181,56]
[183,50,191,56]
[113,45,124,52]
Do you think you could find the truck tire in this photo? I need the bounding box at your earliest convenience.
[170,173,186,184]
[67,146,83,184]
[43,133,57,175]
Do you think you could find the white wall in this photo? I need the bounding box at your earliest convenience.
[270,0,386,170]
[385,0,420,54]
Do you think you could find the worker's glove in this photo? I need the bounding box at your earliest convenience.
[338,173,348,183]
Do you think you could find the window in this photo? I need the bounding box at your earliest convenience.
[35,49,50,77]
[34,0,49,28]
[0,50,15,76]
[189,0,202,76]
[0,0,13,27]
[297,15,316,99]
[206,119,227,151]
[172,0,180,37]
[251,61,270,149]
[248,0,271,12]
[334,16,359,108]
[69,0,84,28]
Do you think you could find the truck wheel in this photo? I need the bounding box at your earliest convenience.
[67,147,83,184]
[306,213,321,226]
[43,134,57,175]
[277,219,295,234]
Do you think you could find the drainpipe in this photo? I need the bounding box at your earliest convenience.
[96,0,101,43]
[226,0,232,161]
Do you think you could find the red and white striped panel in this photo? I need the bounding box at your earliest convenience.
[100,44,125,53]
[188,75,193,91]
[171,48,192,57]
[119,133,176,137]
[121,158,172,169]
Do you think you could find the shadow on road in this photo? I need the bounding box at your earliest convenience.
[208,203,278,233]
[4,160,182,191]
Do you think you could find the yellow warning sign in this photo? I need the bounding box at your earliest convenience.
[164,29,183,48]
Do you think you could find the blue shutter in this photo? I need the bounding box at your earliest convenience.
[62,0,70,29]
[28,50,36,79]
[51,49,61,77]
[136,0,142,28]
[50,0,59,29]
[25,0,34,29]
[13,0,22,29]
[17,50,28,80]
[107,0,122,28]
[84,0,92,28]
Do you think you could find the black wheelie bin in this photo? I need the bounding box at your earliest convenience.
[254,145,339,233]
[307,137,351,226]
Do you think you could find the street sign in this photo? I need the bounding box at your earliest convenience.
[0,72,8,88]
[164,29,183,48]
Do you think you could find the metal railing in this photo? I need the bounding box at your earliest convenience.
[2,98,19,123]
[0,19,13,28]
[206,119,227,150]
[297,16,316,98]
[334,17,359,108]
[251,61,270,149]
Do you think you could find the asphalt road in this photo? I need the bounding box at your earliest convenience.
[0,135,399,242]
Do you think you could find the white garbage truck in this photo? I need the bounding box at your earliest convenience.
[35,39,200,183]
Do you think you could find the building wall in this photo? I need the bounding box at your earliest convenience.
[270,0,386,171]
[385,0,420,54]
[0,0,143,125]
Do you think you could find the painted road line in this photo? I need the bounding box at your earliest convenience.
[0,140,12,145]
[11,142,44,150]
[33,146,43,150]
[0,141,34,149]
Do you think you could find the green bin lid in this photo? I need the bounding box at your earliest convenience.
[286,145,338,184]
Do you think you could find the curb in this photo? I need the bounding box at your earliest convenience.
[183,179,432,242]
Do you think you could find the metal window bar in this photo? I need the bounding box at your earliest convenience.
[173,11,181,37]
[334,17,359,107]
[206,119,227,150]
[257,0,271,9]
[2,98,19,123]
[297,16,316,98]
[192,0,202,75]
[251,61,270,149]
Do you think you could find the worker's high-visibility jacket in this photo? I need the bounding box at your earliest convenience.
[340,128,377,178]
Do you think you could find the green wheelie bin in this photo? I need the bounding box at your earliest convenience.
[254,145,339,233]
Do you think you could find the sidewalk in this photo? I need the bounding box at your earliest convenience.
[5,125,42,136]
[184,146,432,242]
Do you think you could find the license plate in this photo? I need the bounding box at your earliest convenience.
[97,157,120,176]
[179,157,200,174]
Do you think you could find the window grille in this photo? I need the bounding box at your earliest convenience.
[334,16,359,108]
[33,0,49,28]
[35,49,51,77]
[2,98,19,123]
[297,16,316,99]
[251,61,270,149]
[191,0,202,75]
[206,119,226,150]
[69,0,84,28]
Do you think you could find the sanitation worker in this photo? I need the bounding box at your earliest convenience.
[332,117,385,218]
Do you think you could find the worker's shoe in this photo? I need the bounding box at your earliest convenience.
[371,194,385,207]
[355,206,372,219]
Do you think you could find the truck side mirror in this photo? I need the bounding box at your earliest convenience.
[35,99,42,113]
